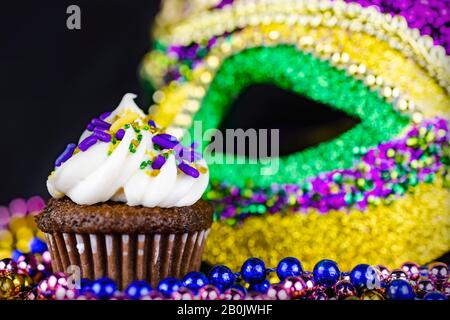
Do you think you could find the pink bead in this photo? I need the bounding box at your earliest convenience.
[0,206,10,227]
[442,282,450,297]
[26,196,46,214]
[223,287,246,300]
[245,292,265,300]
[388,269,408,282]
[301,274,316,290]
[429,262,448,281]
[401,262,421,281]
[0,258,18,276]
[416,279,436,298]
[376,265,390,280]
[307,289,328,300]
[171,287,195,300]
[334,280,356,300]
[9,198,28,216]
[281,276,307,299]
[266,284,291,300]
[198,285,221,300]
[17,254,38,275]
[140,290,163,300]
[37,273,71,299]
[41,251,52,265]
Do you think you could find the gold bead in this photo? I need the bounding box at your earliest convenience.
[412,111,423,123]
[152,90,165,103]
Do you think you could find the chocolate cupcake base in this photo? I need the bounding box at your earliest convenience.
[37,198,214,289]
[45,230,210,289]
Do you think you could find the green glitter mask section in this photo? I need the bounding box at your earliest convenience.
[188,45,409,188]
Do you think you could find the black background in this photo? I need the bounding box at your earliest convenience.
[0,1,159,203]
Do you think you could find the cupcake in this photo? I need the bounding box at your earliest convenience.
[36,93,212,288]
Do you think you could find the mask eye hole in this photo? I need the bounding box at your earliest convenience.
[218,83,361,158]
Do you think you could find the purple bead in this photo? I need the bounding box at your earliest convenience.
[0,206,9,227]
[198,285,221,300]
[152,133,179,149]
[416,279,436,298]
[171,287,195,300]
[93,129,111,143]
[115,129,125,140]
[281,276,307,299]
[334,280,357,300]
[401,262,421,281]
[91,118,111,130]
[0,258,18,276]
[178,162,200,178]
[26,196,46,214]
[99,111,112,120]
[223,287,246,300]
[151,155,166,170]
[55,143,76,167]
[78,135,98,152]
[148,119,156,127]
[8,198,27,216]
[266,284,291,300]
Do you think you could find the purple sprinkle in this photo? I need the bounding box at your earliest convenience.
[78,135,98,152]
[115,129,125,140]
[151,155,167,170]
[93,129,111,143]
[152,134,179,149]
[55,143,77,167]
[86,123,95,132]
[99,111,112,120]
[148,119,157,127]
[91,118,111,130]
[178,162,200,178]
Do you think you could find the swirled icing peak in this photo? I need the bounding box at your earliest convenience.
[47,93,209,207]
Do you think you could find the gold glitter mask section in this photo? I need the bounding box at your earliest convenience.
[204,178,450,271]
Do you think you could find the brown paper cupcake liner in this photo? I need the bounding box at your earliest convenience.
[44,229,210,289]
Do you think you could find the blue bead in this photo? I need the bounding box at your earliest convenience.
[209,265,235,291]
[11,249,23,262]
[241,258,266,284]
[157,277,182,297]
[350,264,380,290]
[183,271,209,293]
[313,259,340,287]
[29,237,48,254]
[276,257,303,281]
[386,279,415,300]
[125,280,152,300]
[423,291,447,300]
[248,279,270,294]
[79,278,93,295]
[91,277,117,300]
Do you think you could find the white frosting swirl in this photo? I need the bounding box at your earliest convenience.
[47,93,209,207]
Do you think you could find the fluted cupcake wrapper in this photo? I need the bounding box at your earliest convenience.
[44,230,210,289]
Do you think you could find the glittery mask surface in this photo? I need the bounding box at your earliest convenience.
[141,0,450,270]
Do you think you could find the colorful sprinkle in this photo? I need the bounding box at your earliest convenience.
[78,136,98,152]
[151,155,166,170]
[178,162,200,178]
[55,143,76,167]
